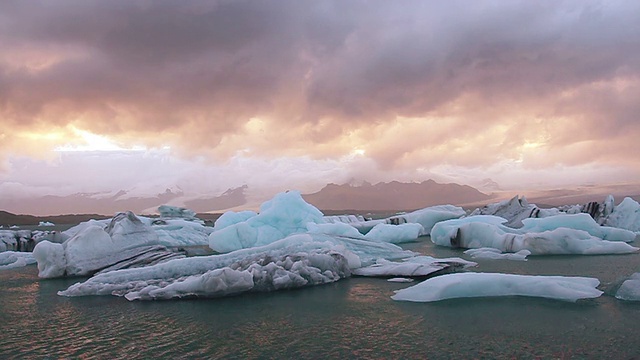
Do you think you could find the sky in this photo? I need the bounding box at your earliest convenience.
[1,0,640,208]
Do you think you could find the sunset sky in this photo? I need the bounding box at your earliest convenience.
[1,1,640,208]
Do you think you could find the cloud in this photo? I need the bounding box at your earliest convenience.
[1,0,639,190]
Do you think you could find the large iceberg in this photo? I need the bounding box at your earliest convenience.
[603,197,640,233]
[59,233,415,300]
[209,191,326,253]
[431,214,639,255]
[391,273,603,302]
[33,212,185,278]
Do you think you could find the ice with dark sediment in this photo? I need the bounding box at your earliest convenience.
[58,233,415,300]
[33,211,184,278]
[352,256,476,278]
[431,214,638,255]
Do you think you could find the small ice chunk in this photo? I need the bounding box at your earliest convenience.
[392,273,603,302]
[388,278,414,283]
[615,273,640,301]
[464,248,530,261]
[38,221,55,227]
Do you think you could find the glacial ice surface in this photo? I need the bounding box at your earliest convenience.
[59,233,415,300]
[392,273,603,302]
[34,212,184,278]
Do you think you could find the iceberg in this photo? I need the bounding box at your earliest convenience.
[353,256,476,277]
[0,251,36,270]
[615,273,640,301]
[209,191,325,253]
[33,211,185,278]
[469,196,560,228]
[391,273,603,302]
[59,233,415,300]
[603,197,640,233]
[38,221,55,227]
[157,205,198,221]
[431,215,639,255]
[386,205,466,235]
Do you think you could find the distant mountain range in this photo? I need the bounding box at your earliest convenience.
[0,186,248,217]
[302,180,491,211]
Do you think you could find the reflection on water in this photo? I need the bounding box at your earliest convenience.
[1,237,639,359]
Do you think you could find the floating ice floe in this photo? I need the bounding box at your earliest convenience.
[615,273,640,301]
[388,278,414,283]
[391,273,603,302]
[0,251,36,270]
[59,233,415,300]
[464,248,531,261]
[431,214,639,255]
[38,221,55,227]
[352,256,476,277]
[33,211,185,278]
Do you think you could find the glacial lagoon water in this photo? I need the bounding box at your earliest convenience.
[1,238,639,359]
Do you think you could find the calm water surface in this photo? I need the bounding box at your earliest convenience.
[1,237,639,359]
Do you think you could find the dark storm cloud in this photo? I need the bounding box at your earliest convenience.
[1,0,639,170]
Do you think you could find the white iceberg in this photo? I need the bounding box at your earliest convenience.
[38,221,55,227]
[431,215,639,255]
[386,205,466,235]
[59,233,415,300]
[0,251,36,270]
[363,223,423,243]
[464,248,531,261]
[603,197,640,233]
[33,211,185,278]
[469,196,560,228]
[353,256,476,277]
[615,273,640,301]
[391,273,603,302]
